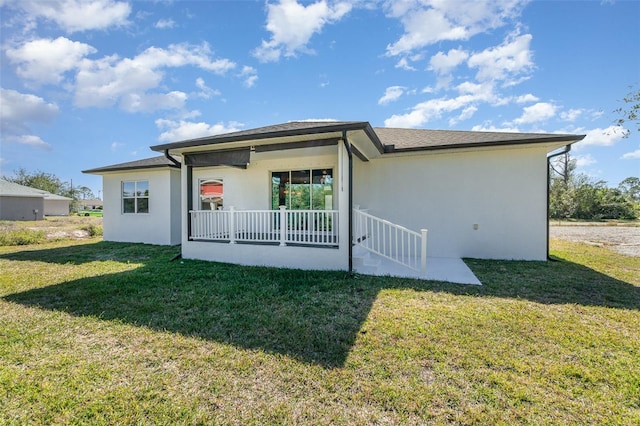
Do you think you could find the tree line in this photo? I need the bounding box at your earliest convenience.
[2,168,97,212]
[549,153,639,220]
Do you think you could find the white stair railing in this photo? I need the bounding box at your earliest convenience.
[353,208,427,275]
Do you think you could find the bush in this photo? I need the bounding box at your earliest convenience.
[0,229,46,246]
[81,224,103,237]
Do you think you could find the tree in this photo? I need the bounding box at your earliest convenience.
[614,87,640,137]
[549,158,638,220]
[2,169,96,213]
[618,177,640,202]
[3,168,66,195]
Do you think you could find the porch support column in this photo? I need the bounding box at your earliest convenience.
[186,164,193,240]
[342,130,353,275]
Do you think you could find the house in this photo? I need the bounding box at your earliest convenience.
[78,199,104,210]
[84,121,584,282]
[0,179,73,220]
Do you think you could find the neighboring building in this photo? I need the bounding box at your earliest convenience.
[78,199,104,210]
[0,179,72,220]
[84,121,584,281]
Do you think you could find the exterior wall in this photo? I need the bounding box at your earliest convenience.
[44,199,70,216]
[182,145,349,271]
[353,145,549,260]
[0,196,44,221]
[102,168,181,245]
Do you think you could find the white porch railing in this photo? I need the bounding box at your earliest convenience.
[190,207,339,246]
[353,208,427,274]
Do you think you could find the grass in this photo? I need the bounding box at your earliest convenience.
[0,216,102,245]
[0,228,46,246]
[0,238,638,424]
[77,210,103,217]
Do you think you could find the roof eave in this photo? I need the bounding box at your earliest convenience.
[384,134,586,154]
[150,121,376,153]
[82,164,178,175]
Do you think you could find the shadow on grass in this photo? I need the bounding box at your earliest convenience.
[2,242,639,368]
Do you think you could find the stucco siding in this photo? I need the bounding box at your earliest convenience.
[353,145,549,260]
[0,196,44,221]
[102,169,181,245]
[44,199,70,216]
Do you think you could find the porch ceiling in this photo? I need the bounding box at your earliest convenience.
[150,121,384,161]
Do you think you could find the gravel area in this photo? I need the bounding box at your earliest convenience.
[550,224,640,257]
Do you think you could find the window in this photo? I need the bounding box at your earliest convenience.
[199,179,223,210]
[122,180,149,214]
[271,169,333,210]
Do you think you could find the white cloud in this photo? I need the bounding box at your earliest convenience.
[515,93,539,103]
[621,149,640,160]
[120,91,188,113]
[11,134,52,150]
[384,94,478,128]
[0,88,59,135]
[395,57,416,71]
[155,19,175,29]
[155,119,243,142]
[384,79,505,128]
[575,154,597,167]
[74,43,236,110]
[471,123,521,132]
[449,105,478,125]
[16,0,131,33]
[467,33,534,83]
[385,0,527,56]
[560,108,584,122]
[194,78,221,99]
[253,0,352,62]
[578,125,626,148]
[111,141,124,151]
[239,66,258,88]
[513,102,557,124]
[5,37,96,85]
[378,86,406,105]
[429,48,469,75]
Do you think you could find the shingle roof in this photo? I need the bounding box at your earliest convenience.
[150,121,374,152]
[0,179,72,200]
[374,127,585,152]
[150,120,584,154]
[82,155,180,174]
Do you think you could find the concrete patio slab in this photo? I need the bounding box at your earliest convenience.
[353,253,482,285]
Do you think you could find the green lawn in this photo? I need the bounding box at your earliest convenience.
[0,238,638,424]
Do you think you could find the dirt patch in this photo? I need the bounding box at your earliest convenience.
[550,224,640,257]
[1,216,102,241]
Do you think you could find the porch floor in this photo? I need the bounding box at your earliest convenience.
[353,250,481,285]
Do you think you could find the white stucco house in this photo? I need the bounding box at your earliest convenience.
[84,121,584,281]
[0,179,72,220]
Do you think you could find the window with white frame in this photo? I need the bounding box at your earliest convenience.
[122,180,149,214]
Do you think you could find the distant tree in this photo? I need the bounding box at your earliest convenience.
[618,177,640,202]
[72,185,95,200]
[549,151,576,185]
[3,168,65,195]
[614,87,640,137]
[549,161,637,220]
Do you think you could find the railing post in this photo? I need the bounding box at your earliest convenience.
[229,206,236,244]
[420,229,428,276]
[279,206,287,246]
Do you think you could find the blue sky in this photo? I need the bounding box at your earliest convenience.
[1,0,638,197]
